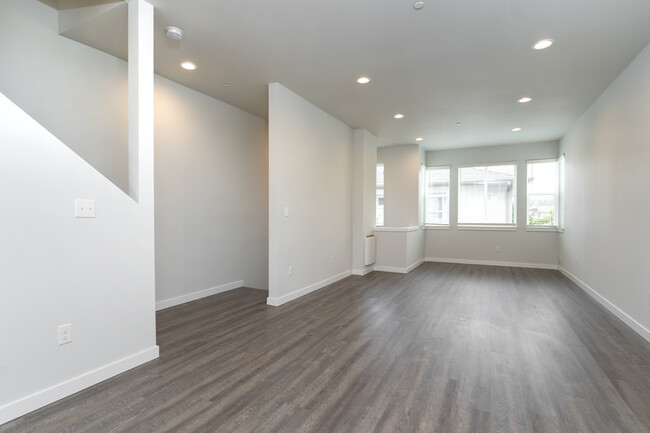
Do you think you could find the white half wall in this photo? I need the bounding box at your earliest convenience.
[560,42,650,341]
[425,141,560,267]
[154,75,269,304]
[374,227,425,273]
[268,83,353,305]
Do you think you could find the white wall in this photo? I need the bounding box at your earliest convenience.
[0,0,128,192]
[268,83,353,305]
[377,144,420,227]
[560,43,650,340]
[0,0,270,422]
[155,76,269,308]
[0,68,157,426]
[351,129,378,274]
[425,141,559,267]
[374,228,425,273]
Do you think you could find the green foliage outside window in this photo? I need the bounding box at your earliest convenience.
[529,210,554,226]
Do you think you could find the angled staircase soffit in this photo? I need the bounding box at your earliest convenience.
[38,0,122,11]
[57,2,128,61]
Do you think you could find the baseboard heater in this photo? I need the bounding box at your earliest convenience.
[364,235,376,266]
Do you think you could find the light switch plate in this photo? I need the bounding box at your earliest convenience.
[75,199,95,218]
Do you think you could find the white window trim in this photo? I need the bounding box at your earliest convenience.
[376,163,384,227]
[525,226,560,232]
[424,224,451,230]
[374,226,420,232]
[525,158,558,164]
[425,165,451,226]
[526,158,559,230]
[457,224,517,231]
[457,161,518,169]
[558,154,565,230]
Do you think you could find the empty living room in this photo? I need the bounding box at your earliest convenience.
[1,0,649,432]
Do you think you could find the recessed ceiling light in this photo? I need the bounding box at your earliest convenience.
[416,137,423,141]
[456,122,462,126]
[165,26,183,40]
[414,1,424,10]
[532,39,554,50]
[518,97,532,103]
[180,62,196,71]
[357,76,371,84]
[512,127,522,132]
[223,83,231,87]
[394,113,404,119]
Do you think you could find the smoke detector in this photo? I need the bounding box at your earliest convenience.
[165,26,183,40]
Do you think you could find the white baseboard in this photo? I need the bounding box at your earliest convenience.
[425,257,559,270]
[0,346,159,425]
[559,267,650,343]
[352,266,374,276]
[374,265,407,273]
[156,280,244,311]
[407,258,425,273]
[267,271,351,306]
[375,258,425,274]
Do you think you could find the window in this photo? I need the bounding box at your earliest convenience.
[458,163,517,225]
[527,159,560,227]
[425,166,450,225]
[527,160,557,226]
[376,163,384,226]
[558,154,565,229]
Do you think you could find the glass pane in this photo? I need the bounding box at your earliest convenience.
[426,167,450,224]
[527,161,558,226]
[459,165,516,224]
[376,164,384,226]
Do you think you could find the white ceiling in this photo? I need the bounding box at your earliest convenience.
[53,0,650,150]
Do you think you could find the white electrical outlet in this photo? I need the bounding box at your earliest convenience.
[329,256,334,264]
[288,265,293,276]
[495,245,501,252]
[57,324,72,346]
[74,199,96,218]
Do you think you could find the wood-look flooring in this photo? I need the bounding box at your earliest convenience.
[2,263,650,432]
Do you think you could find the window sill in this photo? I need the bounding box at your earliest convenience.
[525,226,561,232]
[374,226,420,232]
[424,224,451,230]
[457,225,517,231]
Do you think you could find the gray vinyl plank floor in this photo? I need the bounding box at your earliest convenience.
[2,263,649,432]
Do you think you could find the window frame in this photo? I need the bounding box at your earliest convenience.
[457,161,518,229]
[424,165,451,227]
[557,154,565,231]
[525,158,560,231]
[376,163,384,227]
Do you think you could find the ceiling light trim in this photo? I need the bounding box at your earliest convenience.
[532,39,554,50]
